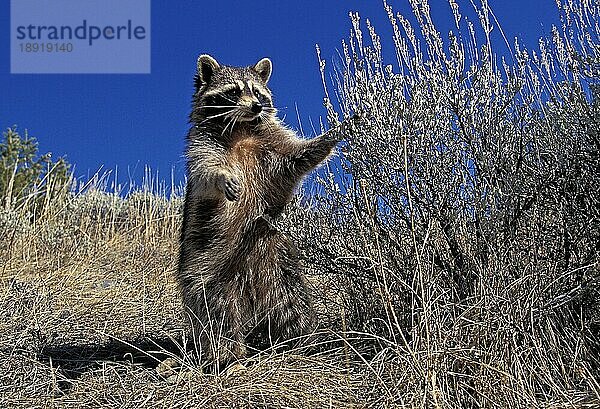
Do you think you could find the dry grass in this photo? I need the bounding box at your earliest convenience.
[1,185,597,409]
[0,171,597,408]
[0,184,388,408]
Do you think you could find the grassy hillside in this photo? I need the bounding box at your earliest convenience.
[2,0,600,407]
[0,182,386,408]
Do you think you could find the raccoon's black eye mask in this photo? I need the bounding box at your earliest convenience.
[225,87,241,98]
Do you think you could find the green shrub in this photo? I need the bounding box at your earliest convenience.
[0,127,70,215]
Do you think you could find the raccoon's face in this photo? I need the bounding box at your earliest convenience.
[194,55,275,126]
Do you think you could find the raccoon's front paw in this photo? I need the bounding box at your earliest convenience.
[325,113,362,141]
[221,174,241,201]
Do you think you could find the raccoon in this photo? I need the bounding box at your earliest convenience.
[177,54,345,369]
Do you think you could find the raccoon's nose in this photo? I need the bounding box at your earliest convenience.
[251,101,263,114]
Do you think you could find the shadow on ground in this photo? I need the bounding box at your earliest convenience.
[36,335,186,391]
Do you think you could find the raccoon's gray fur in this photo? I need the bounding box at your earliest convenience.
[178,54,343,369]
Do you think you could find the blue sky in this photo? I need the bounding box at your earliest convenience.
[1,1,560,187]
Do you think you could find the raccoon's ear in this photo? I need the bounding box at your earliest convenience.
[253,58,272,84]
[197,54,220,85]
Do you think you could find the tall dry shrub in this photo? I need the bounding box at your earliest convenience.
[292,0,600,405]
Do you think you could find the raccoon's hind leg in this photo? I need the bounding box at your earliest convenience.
[183,279,248,371]
[266,276,316,346]
[255,231,317,349]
